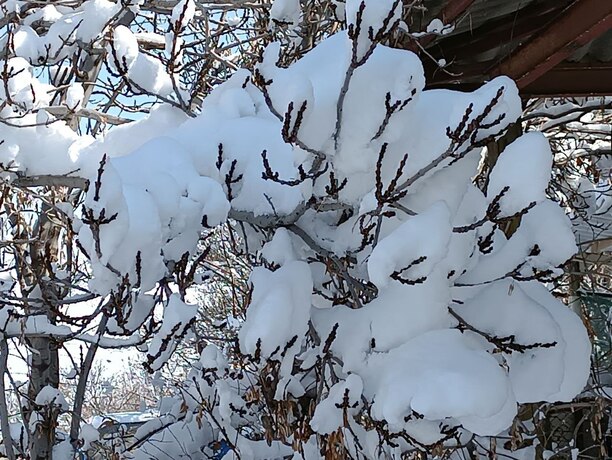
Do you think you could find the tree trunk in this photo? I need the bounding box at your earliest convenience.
[25,206,62,460]
[28,335,60,460]
[0,339,16,460]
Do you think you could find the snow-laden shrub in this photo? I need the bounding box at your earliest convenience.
[0,0,590,457]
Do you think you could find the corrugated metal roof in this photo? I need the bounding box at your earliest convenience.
[450,0,540,35]
[568,29,612,62]
[416,0,541,35]
[418,0,565,63]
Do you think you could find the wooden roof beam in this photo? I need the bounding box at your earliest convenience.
[523,62,612,97]
[490,0,612,88]
[425,62,612,97]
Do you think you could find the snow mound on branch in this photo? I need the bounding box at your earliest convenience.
[311,374,363,435]
[0,58,52,109]
[270,0,301,25]
[146,294,198,371]
[171,0,196,26]
[109,25,173,96]
[110,25,140,70]
[9,0,121,65]
[79,423,100,451]
[368,202,451,288]
[35,386,69,411]
[521,281,591,402]
[79,136,230,294]
[488,132,552,216]
[346,0,402,57]
[78,0,121,43]
[260,227,301,266]
[456,280,590,403]
[459,200,577,284]
[367,329,517,436]
[239,261,313,358]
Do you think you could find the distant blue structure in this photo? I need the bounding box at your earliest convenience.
[210,440,230,459]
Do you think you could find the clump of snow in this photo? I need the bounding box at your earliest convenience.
[368,202,451,288]
[108,25,173,96]
[239,261,313,358]
[171,0,196,28]
[345,0,401,57]
[110,25,140,71]
[456,279,590,403]
[35,386,69,411]
[426,18,444,33]
[368,329,517,436]
[270,0,301,26]
[9,0,120,65]
[77,0,121,43]
[78,136,230,294]
[65,83,85,110]
[146,295,198,371]
[460,200,577,284]
[424,18,454,35]
[488,132,552,216]
[260,227,300,266]
[311,374,363,434]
